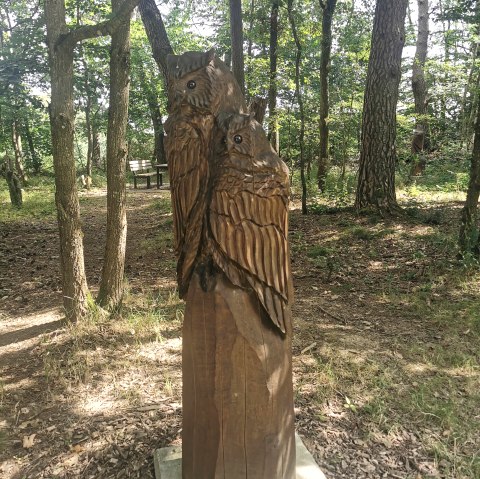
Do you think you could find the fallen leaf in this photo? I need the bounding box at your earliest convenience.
[22,434,36,448]
[63,454,79,467]
[70,444,84,453]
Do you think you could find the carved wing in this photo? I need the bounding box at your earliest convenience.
[208,152,292,333]
[164,113,214,297]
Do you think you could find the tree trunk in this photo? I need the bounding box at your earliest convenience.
[459,97,480,256]
[11,119,27,184]
[287,0,307,215]
[97,0,131,310]
[355,0,407,214]
[268,1,279,152]
[45,0,90,321]
[138,64,166,164]
[248,96,267,123]
[152,107,166,165]
[92,129,102,168]
[410,0,430,176]
[25,118,42,173]
[1,155,23,208]
[317,0,337,191]
[138,0,174,84]
[460,0,480,147]
[229,0,245,95]
[81,51,94,183]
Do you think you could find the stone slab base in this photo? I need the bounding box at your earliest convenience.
[154,433,326,479]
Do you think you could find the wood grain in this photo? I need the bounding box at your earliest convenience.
[182,271,296,478]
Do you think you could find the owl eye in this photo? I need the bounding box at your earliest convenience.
[187,80,196,90]
[233,134,243,144]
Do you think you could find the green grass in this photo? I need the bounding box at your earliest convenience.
[0,180,56,222]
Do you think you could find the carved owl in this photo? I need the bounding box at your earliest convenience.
[166,49,246,116]
[208,113,293,333]
[164,50,246,297]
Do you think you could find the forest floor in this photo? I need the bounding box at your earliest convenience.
[0,179,479,479]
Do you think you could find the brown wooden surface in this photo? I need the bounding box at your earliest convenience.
[182,271,296,479]
[164,50,296,478]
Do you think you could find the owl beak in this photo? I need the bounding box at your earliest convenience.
[175,89,186,104]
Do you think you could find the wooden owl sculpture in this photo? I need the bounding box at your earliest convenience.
[165,50,296,478]
[164,49,246,298]
[208,113,293,333]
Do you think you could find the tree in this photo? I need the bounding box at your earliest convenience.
[44,0,139,321]
[355,0,408,214]
[1,154,22,207]
[229,0,245,94]
[459,91,480,256]
[317,0,337,191]
[287,0,307,214]
[97,0,132,309]
[11,118,27,183]
[410,0,430,176]
[268,0,279,152]
[138,0,174,84]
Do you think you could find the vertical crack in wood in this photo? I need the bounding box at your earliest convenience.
[243,337,248,478]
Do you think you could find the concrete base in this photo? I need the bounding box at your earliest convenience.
[154,433,326,479]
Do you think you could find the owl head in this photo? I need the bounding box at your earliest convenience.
[218,112,274,158]
[166,49,247,115]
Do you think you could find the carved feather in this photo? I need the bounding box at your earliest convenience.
[164,50,246,297]
[208,116,293,333]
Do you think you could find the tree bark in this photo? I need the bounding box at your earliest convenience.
[248,96,267,123]
[25,118,42,173]
[410,0,430,176]
[92,129,102,168]
[97,0,131,310]
[287,0,307,214]
[229,0,245,95]
[459,96,480,256]
[138,0,173,84]
[317,0,337,191]
[81,50,94,182]
[11,119,27,184]
[45,0,139,320]
[138,64,166,164]
[45,0,90,321]
[355,0,407,214]
[268,1,279,152]
[1,156,23,208]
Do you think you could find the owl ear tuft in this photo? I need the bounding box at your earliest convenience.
[217,112,233,132]
[205,48,215,65]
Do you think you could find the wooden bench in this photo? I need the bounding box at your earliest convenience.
[128,159,160,189]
